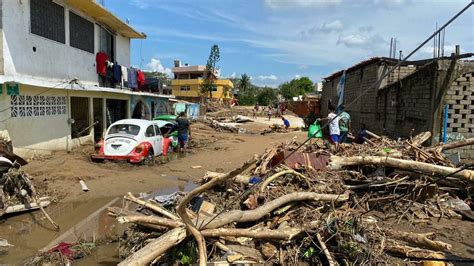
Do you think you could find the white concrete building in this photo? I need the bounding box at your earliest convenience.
[0,0,172,156]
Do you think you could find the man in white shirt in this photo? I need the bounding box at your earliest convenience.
[319,105,341,150]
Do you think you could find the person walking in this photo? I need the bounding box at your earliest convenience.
[253,104,259,119]
[267,106,273,121]
[319,105,340,150]
[338,106,352,143]
[176,112,191,152]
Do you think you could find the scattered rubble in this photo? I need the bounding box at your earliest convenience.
[107,132,474,265]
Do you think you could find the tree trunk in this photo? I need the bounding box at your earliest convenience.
[116,215,184,228]
[388,230,452,251]
[118,227,188,266]
[329,156,474,182]
[201,227,302,240]
[425,137,474,152]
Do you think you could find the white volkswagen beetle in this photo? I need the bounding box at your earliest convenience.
[92,119,163,164]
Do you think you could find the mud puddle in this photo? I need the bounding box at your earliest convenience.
[0,176,196,264]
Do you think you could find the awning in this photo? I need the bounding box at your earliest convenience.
[63,0,146,39]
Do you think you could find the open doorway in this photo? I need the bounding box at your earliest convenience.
[93,98,104,142]
[70,97,90,139]
[132,101,151,120]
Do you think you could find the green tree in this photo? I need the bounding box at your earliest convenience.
[256,87,278,106]
[239,74,251,92]
[202,44,220,99]
[279,77,314,100]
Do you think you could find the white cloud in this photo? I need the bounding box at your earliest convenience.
[337,33,385,49]
[298,64,309,70]
[265,0,343,9]
[145,58,172,77]
[294,74,301,79]
[320,20,344,33]
[231,72,237,78]
[257,74,278,81]
[131,0,151,9]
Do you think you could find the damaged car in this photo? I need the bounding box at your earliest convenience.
[91,119,163,165]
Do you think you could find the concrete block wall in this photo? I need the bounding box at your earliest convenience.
[443,71,474,159]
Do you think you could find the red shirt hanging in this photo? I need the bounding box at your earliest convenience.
[137,70,145,89]
[96,52,109,76]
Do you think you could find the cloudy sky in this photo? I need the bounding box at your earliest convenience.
[105,0,473,87]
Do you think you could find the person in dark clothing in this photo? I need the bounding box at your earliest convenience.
[176,112,191,152]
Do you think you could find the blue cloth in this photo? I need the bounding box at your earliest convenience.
[112,63,122,83]
[330,134,340,143]
[283,119,290,128]
[128,68,138,89]
[178,133,188,143]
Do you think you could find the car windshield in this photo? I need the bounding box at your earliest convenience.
[108,124,141,136]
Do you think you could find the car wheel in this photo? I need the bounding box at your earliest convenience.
[143,149,155,166]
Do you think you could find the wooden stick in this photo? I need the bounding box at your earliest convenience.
[345,176,409,190]
[118,227,188,266]
[329,156,474,182]
[116,215,184,228]
[124,192,180,221]
[201,227,302,240]
[385,244,445,259]
[176,157,258,266]
[316,233,336,266]
[366,130,381,139]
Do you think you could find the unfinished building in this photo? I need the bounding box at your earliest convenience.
[321,54,474,159]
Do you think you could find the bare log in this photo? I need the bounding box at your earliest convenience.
[176,157,258,266]
[116,215,184,228]
[365,130,381,139]
[329,156,474,182]
[118,227,187,266]
[201,227,302,240]
[385,244,445,259]
[425,137,474,152]
[260,170,309,193]
[410,131,432,147]
[124,192,180,221]
[388,230,452,252]
[203,171,251,184]
[203,192,349,229]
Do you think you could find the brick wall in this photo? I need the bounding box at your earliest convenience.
[443,71,474,159]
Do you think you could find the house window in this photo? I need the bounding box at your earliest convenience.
[212,85,218,92]
[180,86,191,91]
[69,11,94,53]
[30,0,65,43]
[99,26,115,61]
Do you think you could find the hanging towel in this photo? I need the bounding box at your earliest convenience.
[95,51,108,76]
[128,68,138,89]
[137,70,145,88]
[112,63,122,83]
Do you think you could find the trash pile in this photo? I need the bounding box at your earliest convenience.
[110,132,474,265]
[0,138,57,230]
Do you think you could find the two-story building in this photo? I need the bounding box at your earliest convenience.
[0,0,173,156]
[171,61,234,103]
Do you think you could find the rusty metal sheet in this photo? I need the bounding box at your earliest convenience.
[271,151,330,170]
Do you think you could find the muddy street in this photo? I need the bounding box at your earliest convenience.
[1,119,306,264]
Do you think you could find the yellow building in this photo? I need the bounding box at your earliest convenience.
[171,65,234,100]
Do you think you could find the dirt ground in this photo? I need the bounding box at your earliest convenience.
[24,119,307,203]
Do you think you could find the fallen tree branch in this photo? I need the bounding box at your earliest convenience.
[260,170,310,193]
[203,192,349,229]
[425,137,474,152]
[177,157,258,266]
[329,156,474,182]
[385,243,445,259]
[201,227,302,240]
[203,171,251,184]
[344,176,409,190]
[118,227,187,266]
[124,192,180,221]
[116,215,184,228]
[387,230,452,252]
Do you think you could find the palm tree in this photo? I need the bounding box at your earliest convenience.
[239,74,251,92]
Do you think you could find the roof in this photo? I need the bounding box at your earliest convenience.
[324,57,398,81]
[172,66,207,73]
[324,53,474,81]
[63,0,145,39]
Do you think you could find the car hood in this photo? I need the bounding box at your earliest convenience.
[104,135,138,156]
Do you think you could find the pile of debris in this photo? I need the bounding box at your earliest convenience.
[199,116,249,134]
[0,137,57,229]
[110,132,473,265]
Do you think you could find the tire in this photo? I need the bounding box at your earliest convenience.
[143,149,155,166]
